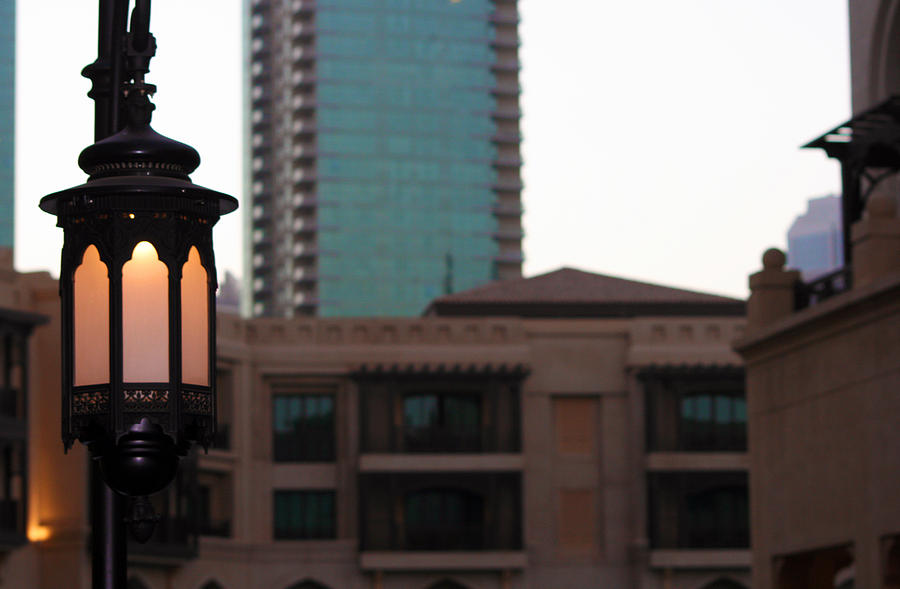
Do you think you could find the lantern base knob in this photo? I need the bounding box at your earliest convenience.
[99,418,179,496]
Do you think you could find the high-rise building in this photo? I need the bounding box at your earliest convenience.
[0,0,14,249]
[246,0,523,318]
[786,194,842,280]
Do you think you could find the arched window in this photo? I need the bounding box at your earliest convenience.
[285,581,331,589]
[127,578,150,589]
[426,580,470,589]
[701,579,746,589]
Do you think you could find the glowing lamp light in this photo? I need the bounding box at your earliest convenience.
[27,525,51,543]
[40,105,237,497]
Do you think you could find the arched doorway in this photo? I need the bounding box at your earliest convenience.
[286,581,331,589]
[426,580,470,589]
[701,579,746,589]
[200,582,225,589]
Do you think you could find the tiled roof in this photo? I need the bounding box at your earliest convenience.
[426,268,744,317]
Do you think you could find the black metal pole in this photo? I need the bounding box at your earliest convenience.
[86,2,131,588]
[91,462,126,589]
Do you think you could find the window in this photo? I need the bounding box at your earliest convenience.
[213,368,233,450]
[680,392,746,451]
[643,372,746,452]
[404,488,484,550]
[273,490,336,540]
[648,472,748,549]
[403,393,481,452]
[273,394,335,461]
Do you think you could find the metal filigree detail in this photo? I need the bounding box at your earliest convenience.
[72,391,109,415]
[123,389,169,411]
[182,390,212,415]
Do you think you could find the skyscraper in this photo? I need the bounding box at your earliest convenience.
[0,0,14,249]
[246,0,522,317]
[786,194,843,280]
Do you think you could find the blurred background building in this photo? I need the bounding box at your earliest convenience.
[246,0,523,318]
[736,1,900,587]
[0,0,14,250]
[786,195,843,281]
[0,263,749,589]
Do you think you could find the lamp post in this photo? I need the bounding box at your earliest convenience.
[39,1,237,587]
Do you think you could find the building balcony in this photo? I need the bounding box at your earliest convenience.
[490,37,520,50]
[489,12,520,25]
[128,516,198,565]
[491,203,523,217]
[490,84,521,97]
[359,472,522,554]
[491,131,521,144]
[492,156,522,169]
[492,229,524,242]
[491,60,521,73]
[649,549,751,569]
[492,180,523,193]
[492,107,521,120]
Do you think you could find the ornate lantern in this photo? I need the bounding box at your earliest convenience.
[40,89,237,497]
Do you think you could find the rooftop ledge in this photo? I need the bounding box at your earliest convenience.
[650,549,751,569]
[360,551,527,571]
[734,269,900,356]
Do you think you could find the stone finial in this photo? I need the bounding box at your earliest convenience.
[851,189,900,288]
[762,248,787,270]
[747,248,800,329]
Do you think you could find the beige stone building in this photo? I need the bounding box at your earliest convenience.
[734,3,900,588]
[0,260,750,589]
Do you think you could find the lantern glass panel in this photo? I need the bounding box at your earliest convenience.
[181,246,209,386]
[73,244,110,386]
[122,241,169,382]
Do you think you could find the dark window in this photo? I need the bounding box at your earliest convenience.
[644,373,746,452]
[648,472,749,549]
[213,368,233,450]
[403,393,481,452]
[273,395,335,462]
[404,488,484,550]
[285,582,331,589]
[680,391,746,451]
[273,490,336,540]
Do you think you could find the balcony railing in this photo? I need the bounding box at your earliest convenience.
[403,427,482,453]
[794,266,852,310]
[199,519,231,538]
[406,523,485,551]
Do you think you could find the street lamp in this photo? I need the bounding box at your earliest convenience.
[38,0,236,586]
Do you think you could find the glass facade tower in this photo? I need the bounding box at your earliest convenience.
[0,0,14,248]
[247,0,522,317]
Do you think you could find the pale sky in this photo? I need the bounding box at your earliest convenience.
[15,1,850,300]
